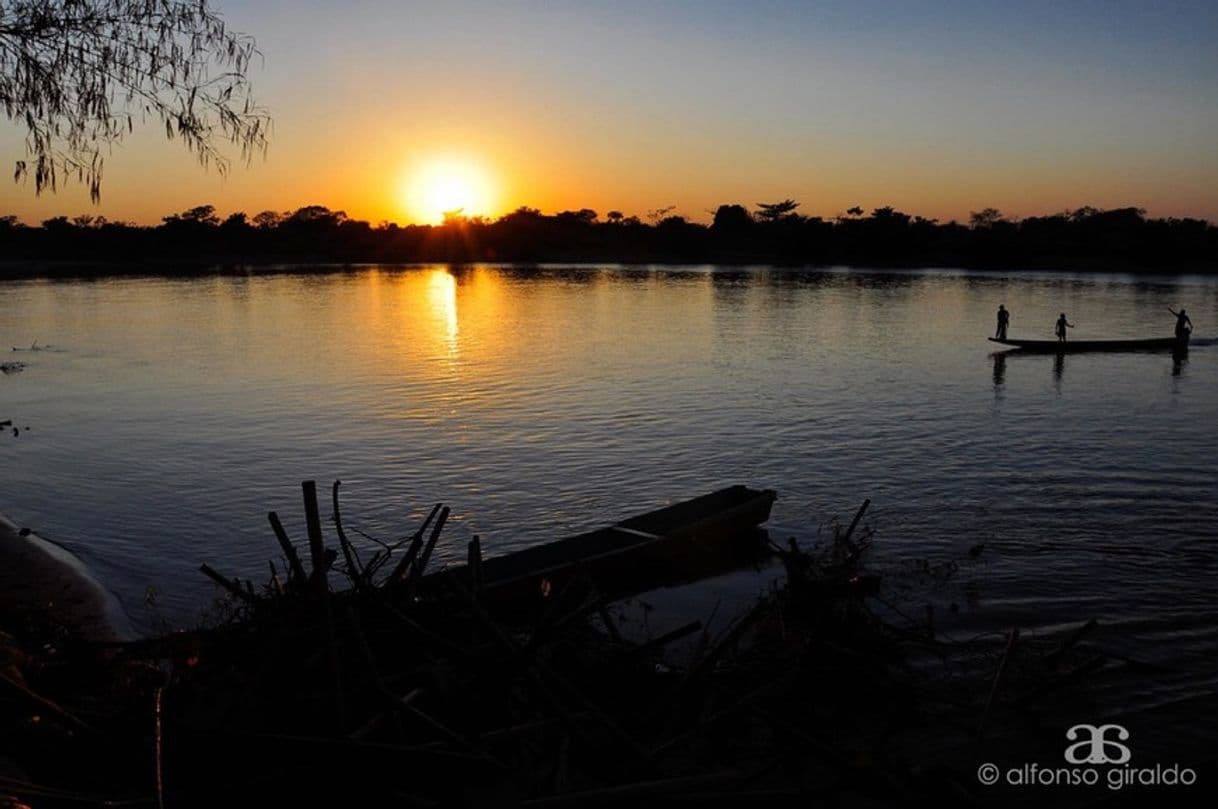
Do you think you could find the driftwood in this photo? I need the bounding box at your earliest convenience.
[199,563,258,605]
[301,480,345,730]
[976,627,1020,741]
[266,510,307,586]
[386,503,442,584]
[332,480,367,589]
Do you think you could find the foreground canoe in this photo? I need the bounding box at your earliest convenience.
[0,513,129,642]
[422,485,777,610]
[988,336,1186,353]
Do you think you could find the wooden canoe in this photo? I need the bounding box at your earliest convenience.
[988,336,1187,353]
[420,485,777,611]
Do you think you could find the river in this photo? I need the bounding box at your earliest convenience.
[2,264,1215,715]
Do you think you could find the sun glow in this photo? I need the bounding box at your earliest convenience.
[402,157,498,224]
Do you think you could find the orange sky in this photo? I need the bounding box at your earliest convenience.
[2,1,1216,226]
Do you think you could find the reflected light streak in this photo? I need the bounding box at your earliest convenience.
[426,269,460,361]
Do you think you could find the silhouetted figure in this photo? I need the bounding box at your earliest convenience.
[1055,313,1074,342]
[1168,307,1192,341]
[995,305,1010,340]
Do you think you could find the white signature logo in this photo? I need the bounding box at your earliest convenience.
[1064,724,1132,765]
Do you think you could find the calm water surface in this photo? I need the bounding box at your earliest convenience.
[2,265,1216,712]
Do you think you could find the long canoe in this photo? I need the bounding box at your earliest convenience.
[420,485,777,611]
[988,336,1187,353]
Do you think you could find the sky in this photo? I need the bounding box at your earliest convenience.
[2,0,1217,225]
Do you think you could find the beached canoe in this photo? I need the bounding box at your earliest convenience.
[988,336,1187,353]
[420,485,777,610]
[0,513,129,642]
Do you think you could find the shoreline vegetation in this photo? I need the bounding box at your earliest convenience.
[2,202,1216,278]
[0,481,1160,807]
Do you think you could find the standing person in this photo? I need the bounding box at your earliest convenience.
[1168,307,1192,340]
[1055,313,1074,342]
[995,304,1010,340]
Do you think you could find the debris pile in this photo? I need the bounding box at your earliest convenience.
[0,484,1124,807]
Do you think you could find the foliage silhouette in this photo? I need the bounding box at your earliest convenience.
[0,0,269,201]
[1,202,1215,276]
[755,199,800,222]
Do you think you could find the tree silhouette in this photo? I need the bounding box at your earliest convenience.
[163,204,220,227]
[869,206,910,224]
[252,210,283,230]
[556,208,597,224]
[1,201,1214,273]
[0,0,270,201]
[646,205,676,225]
[711,204,752,231]
[969,208,1006,229]
[755,199,800,222]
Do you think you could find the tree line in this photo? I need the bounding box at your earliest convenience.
[1,201,1215,275]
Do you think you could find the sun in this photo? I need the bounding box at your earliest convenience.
[401,157,497,224]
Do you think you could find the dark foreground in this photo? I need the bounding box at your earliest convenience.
[1,483,1214,807]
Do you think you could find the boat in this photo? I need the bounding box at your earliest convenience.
[988,335,1187,353]
[420,485,777,611]
[0,513,129,642]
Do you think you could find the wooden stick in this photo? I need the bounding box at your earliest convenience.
[682,602,766,688]
[332,480,367,588]
[650,670,800,758]
[477,715,574,742]
[411,505,451,581]
[302,480,345,731]
[597,605,623,643]
[387,503,442,583]
[842,497,870,543]
[199,563,258,604]
[302,480,329,589]
[525,577,589,651]
[197,728,495,766]
[977,627,1020,741]
[518,771,742,807]
[467,535,483,592]
[445,574,654,766]
[345,608,506,769]
[267,510,307,585]
[0,670,94,734]
[153,686,165,809]
[553,733,570,793]
[367,589,479,660]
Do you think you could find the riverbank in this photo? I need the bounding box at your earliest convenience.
[2,486,1212,807]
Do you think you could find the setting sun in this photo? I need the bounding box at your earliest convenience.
[401,157,498,224]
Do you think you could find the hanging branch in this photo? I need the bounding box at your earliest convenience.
[1,0,271,201]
